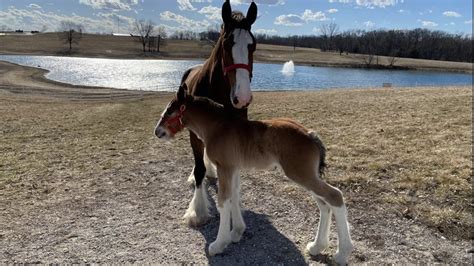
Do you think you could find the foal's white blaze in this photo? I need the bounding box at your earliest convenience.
[231,28,253,109]
[154,102,173,140]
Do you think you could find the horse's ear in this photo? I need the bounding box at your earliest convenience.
[246,1,257,26]
[177,83,187,102]
[222,0,232,25]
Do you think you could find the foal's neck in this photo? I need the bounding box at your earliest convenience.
[184,99,236,142]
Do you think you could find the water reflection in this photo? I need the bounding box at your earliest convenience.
[0,55,471,91]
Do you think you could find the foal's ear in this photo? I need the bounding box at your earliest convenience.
[246,1,257,26]
[177,83,188,102]
[222,0,232,25]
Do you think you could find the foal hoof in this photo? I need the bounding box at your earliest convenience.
[208,240,228,256]
[231,227,245,243]
[306,241,329,256]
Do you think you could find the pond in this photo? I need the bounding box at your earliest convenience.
[0,55,471,91]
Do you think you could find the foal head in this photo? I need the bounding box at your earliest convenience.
[154,84,190,140]
[220,0,257,109]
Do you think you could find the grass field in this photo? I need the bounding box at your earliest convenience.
[0,85,471,263]
[1,33,472,73]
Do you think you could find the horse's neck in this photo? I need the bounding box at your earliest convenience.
[194,41,232,104]
[185,101,228,142]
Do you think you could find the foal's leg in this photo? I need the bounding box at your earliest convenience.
[230,172,245,243]
[310,181,353,265]
[208,167,234,256]
[306,198,332,255]
[183,132,210,227]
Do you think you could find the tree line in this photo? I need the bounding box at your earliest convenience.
[255,24,473,63]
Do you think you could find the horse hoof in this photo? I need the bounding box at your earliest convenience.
[183,210,210,227]
[208,240,228,256]
[231,227,245,243]
[334,244,353,265]
[334,252,349,266]
[306,241,329,256]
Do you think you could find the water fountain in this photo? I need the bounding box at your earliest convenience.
[281,60,295,75]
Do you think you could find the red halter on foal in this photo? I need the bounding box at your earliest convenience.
[164,105,186,135]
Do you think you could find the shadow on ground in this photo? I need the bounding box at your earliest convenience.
[194,185,307,265]
[199,210,307,265]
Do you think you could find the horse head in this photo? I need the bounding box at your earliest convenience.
[220,0,257,109]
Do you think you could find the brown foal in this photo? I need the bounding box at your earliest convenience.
[154,84,353,264]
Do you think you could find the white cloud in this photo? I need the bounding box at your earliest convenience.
[356,0,399,8]
[465,20,473,24]
[301,9,328,21]
[79,0,139,11]
[28,4,42,9]
[0,6,136,33]
[363,20,375,27]
[160,10,211,31]
[442,11,461,18]
[398,9,405,13]
[274,14,304,26]
[198,5,220,20]
[275,9,328,26]
[312,27,321,34]
[329,0,400,8]
[420,20,438,27]
[231,0,285,5]
[177,0,196,11]
[254,28,278,35]
[327,8,338,13]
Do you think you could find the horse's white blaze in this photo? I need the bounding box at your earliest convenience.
[209,199,232,256]
[231,28,253,108]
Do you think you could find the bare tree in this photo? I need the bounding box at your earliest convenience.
[133,19,155,53]
[59,21,83,52]
[319,22,339,51]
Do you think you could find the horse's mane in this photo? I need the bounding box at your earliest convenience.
[192,95,224,111]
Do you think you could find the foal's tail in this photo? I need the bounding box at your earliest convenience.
[309,131,326,177]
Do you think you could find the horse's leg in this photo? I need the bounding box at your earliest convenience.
[183,132,210,227]
[230,171,245,243]
[306,198,332,255]
[208,166,234,256]
[187,149,217,185]
[309,181,353,265]
[204,148,217,181]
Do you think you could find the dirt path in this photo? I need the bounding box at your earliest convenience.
[0,63,471,264]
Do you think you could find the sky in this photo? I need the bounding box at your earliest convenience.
[0,0,472,36]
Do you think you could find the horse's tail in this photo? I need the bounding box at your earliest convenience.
[309,130,326,177]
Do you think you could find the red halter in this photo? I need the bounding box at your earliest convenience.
[223,64,252,74]
[163,105,186,135]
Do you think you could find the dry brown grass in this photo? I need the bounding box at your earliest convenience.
[1,86,471,242]
[1,33,471,72]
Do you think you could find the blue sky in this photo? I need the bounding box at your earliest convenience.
[0,0,472,36]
